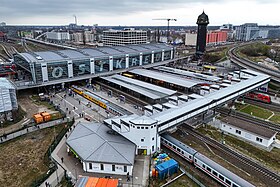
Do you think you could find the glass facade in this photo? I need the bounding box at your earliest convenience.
[73,59,91,76]
[113,55,126,70]
[142,53,152,65]
[47,61,68,81]
[129,54,140,67]
[154,51,162,63]
[14,48,173,84]
[13,55,31,72]
[35,63,43,82]
[164,51,171,61]
[94,58,109,73]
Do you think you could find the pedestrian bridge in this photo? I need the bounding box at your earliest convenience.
[104,69,270,154]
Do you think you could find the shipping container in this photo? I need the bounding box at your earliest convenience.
[41,112,51,121]
[33,114,43,123]
[155,159,178,180]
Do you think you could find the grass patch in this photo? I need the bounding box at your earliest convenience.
[31,95,55,111]
[203,47,229,63]
[270,115,280,124]
[0,125,64,187]
[234,102,248,110]
[167,175,199,187]
[239,104,273,119]
[198,125,280,173]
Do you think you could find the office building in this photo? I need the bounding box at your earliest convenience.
[46,31,70,43]
[235,23,259,41]
[102,28,147,46]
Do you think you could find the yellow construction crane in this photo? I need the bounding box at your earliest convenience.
[153,18,177,43]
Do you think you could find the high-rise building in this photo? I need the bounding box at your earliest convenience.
[102,28,147,46]
[235,23,259,41]
[196,11,209,57]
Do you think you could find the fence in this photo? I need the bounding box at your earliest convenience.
[30,119,75,187]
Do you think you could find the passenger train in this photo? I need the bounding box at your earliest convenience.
[245,91,271,104]
[71,85,125,116]
[161,134,255,187]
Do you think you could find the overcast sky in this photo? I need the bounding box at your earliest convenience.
[1,0,279,26]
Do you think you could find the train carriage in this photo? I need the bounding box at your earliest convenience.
[72,85,84,95]
[245,91,271,103]
[194,153,254,187]
[83,91,108,109]
[161,133,255,187]
[161,133,197,163]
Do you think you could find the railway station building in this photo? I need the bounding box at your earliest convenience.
[13,43,174,86]
[66,122,136,175]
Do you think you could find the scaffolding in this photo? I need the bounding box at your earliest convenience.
[0,78,18,118]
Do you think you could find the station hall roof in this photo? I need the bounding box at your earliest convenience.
[129,69,202,88]
[101,74,176,100]
[147,70,270,127]
[154,66,222,82]
[221,116,277,139]
[16,43,172,63]
[66,122,135,165]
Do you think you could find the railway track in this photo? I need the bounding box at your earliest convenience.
[181,126,280,186]
[218,107,280,132]
[228,46,280,82]
[0,42,18,58]
[242,99,280,112]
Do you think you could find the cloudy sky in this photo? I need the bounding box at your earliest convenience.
[1,0,279,26]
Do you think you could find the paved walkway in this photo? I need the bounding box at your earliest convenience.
[40,119,150,187]
[83,87,144,115]
[0,119,66,144]
[51,92,106,122]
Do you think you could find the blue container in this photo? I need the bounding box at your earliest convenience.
[155,159,178,180]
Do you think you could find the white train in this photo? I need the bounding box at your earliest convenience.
[161,134,255,187]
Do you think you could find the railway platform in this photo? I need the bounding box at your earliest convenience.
[83,87,144,116]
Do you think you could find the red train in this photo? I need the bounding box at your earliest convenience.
[245,91,271,103]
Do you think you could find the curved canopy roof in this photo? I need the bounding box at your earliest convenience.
[15,43,172,64]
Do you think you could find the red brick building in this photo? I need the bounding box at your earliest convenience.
[206,30,227,45]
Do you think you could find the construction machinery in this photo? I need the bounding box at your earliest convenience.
[153,18,177,43]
